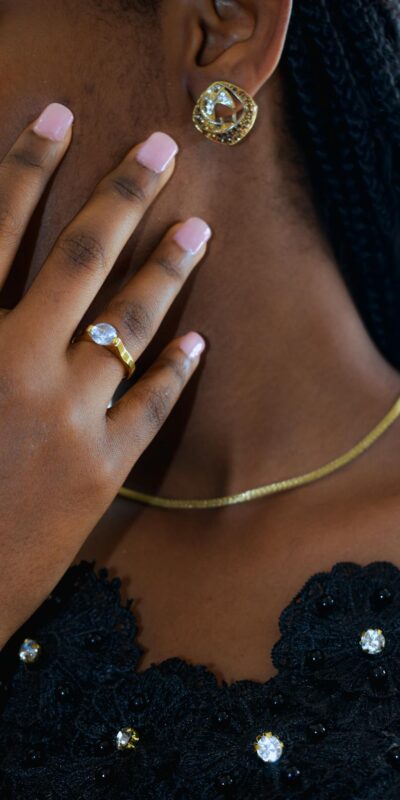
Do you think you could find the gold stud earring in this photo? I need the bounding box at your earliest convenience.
[192,80,258,146]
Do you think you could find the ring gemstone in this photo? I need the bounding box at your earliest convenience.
[89,323,117,346]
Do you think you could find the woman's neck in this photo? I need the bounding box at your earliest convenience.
[128,100,400,500]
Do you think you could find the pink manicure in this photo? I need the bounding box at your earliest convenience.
[136,132,178,173]
[173,217,212,255]
[33,103,74,142]
[179,332,206,360]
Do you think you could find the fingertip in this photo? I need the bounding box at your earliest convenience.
[173,218,212,256]
[136,132,179,174]
[32,103,74,143]
[178,331,206,361]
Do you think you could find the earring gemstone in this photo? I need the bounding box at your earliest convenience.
[192,80,258,145]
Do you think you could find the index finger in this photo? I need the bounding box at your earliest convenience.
[0,103,74,287]
[20,132,178,344]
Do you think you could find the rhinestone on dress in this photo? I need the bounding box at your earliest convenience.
[115,727,139,750]
[254,732,284,763]
[89,323,117,346]
[19,638,41,664]
[360,628,385,655]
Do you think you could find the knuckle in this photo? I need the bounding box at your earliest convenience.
[3,145,46,173]
[153,252,183,282]
[159,353,188,390]
[105,172,147,206]
[144,386,171,429]
[57,229,106,274]
[109,297,153,344]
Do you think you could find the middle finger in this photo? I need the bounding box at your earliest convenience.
[71,216,211,397]
[20,131,179,340]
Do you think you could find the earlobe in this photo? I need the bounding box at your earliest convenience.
[188,0,292,101]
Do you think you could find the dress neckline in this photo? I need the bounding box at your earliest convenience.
[64,558,400,692]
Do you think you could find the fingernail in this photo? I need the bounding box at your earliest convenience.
[179,332,206,360]
[136,131,178,174]
[173,217,212,255]
[32,102,74,142]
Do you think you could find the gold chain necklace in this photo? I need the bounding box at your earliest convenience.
[118,395,400,510]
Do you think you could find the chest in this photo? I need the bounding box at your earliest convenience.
[77,486,400,684]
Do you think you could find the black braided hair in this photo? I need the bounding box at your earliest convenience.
[124,0,400,368]
[281,0,400,368]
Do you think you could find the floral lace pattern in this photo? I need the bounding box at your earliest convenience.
[2,561,400,799]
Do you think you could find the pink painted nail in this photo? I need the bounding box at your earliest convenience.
[136,132,178,174]
[33,102,74,142]
[173,217,212,255]
[179,332,206,360]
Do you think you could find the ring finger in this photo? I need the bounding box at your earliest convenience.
[71,216,211,398]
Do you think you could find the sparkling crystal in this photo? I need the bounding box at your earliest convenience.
[19,638,41,664]
[215,89,235,108]
[360,628,385,655]
[204,97,215,117]
[115,727,139,750]
[254,732,284,763]
[89,323,117,346]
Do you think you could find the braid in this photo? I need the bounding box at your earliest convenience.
[282,0,400,368]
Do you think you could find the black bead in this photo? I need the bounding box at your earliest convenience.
[0,679,9,707]
[96,738,113,756]
[55,683,74,702]
[111,577,121,590]
[268,693,285,711]
[305,649,325,669]
[95,766,114,785]
[316,594,336,616]
[371,587,393,610]
[387,746,400,769]
[215,774,236,795]
[369,665,388,687]
[130,693,148,713]
[25,747,44,766]
[307,722,327,741]
[213,711,231,730]
[84,633,104,651]
[281,765,301,784]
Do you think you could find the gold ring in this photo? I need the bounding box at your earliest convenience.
[79,322,136,380]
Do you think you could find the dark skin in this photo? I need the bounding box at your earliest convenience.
[0,0,400,684]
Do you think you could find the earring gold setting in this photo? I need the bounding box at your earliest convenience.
[192,80,258,146]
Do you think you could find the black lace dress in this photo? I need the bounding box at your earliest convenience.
[2,560,400,799]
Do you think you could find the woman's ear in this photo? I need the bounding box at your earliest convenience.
[181,0,293,101]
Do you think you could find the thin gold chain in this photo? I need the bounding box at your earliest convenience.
[118,396,400,510]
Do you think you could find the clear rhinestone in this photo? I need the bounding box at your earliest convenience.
[19,638,41,664]
[360,628,385,655]
[215,89,235,109]
[115,727,139,750]
[204,96,215,117]
[89,323,117,346]
[254,732,284,763]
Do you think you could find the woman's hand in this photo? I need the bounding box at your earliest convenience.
[0,103,211,646]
